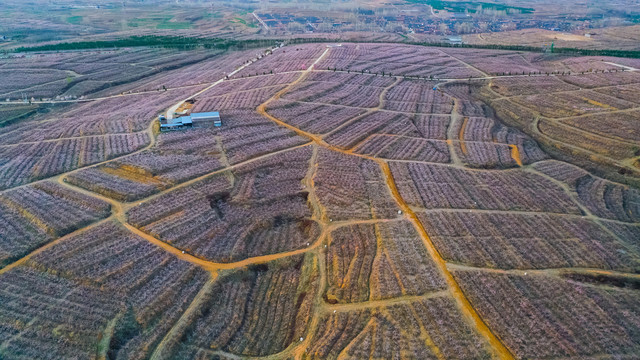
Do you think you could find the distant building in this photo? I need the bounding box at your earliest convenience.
[448,36,463,45]
[159,112,221,131]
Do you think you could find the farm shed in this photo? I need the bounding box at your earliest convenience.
[159,112,221,132]
[159,116,192,131]
[191,112,222,127]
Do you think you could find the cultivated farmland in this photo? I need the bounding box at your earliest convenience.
[0,42,639,360]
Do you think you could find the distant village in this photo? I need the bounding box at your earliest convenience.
[254,10,585,37]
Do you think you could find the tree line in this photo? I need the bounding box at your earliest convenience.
[289,37,640,58]
[13,36,280,52]
[13,34,640,59]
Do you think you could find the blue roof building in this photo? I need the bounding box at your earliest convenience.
[160,112,221,131]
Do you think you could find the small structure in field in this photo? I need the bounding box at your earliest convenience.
[191,112,222,127]
[447,36,463,45]
[159,112,221,132]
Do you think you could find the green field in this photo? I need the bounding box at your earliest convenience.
[408,0,535,14]
[127,14,193,30]
[156,21,192,29]
[66,15,83,24]
[231,17,257,28]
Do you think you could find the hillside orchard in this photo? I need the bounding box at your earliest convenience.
[0,42,638,359]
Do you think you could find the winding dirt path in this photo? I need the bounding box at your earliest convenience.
[509,144,522,166]
[446,263,640,282]
[447,99,464,166]
[459,116,469,154]
[0,217,112,276]
[6,43,638,360]
[150,273,219,360]
[254,48,515,359]
[320,291,449,313]
[377,161,514,360]
[322,76,402,139]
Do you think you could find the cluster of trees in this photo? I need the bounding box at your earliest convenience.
[15,36,280,52]
[14,35,640,59]
[290,37,640,58]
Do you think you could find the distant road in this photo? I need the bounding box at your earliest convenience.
[166,43,283,119]
[253,12,269,32]
[604,62,639,71]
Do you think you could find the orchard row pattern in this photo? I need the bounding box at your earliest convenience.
[0,43,639,360]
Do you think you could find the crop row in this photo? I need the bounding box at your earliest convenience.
[455,117,494,142]
[0,69,70,96]
[66,165,168,202]
[324,111,420,149]
[445,50,540,76]
[0,267,123,360]
[326,221,446,304]
[384,79,454,114]
[75,50,239,98]
[2,80,70,100]
[0,132,149,190]
[559,71,640,88]
[390,162,582,214]
[560,111,640,143]
[533,160,640,223]
[233,44,326,78]
[155,128,220,153]
[0,89,198,145]
[489,76,579,96]
[215,112,308,164]
[452,270,640,359]
[104,49,255,95]
[69,110,308,201]
[127,147,320,262]
[318,43,430,65]
[603,222,640,253]
[455,142,517,168]
[317,44,482,78]
[0,202,51,269]
[266,99,364,134]
[169,255,316,358]
[1,48,233,100]
[452,116,546,168]
[492,123,548,162]
[307,295,490,359]
[0,179,111,267]
[23,220,211,360]
[0,114,143,145]
[411,114,451,140]
[1,181,110,236]
[559,56,632,73]
[120,152,224,184]
[593,83,640,105]
[157,110,306,165]
[315,148,400,221]
[419,211,638,271]
[66,138,225,201]
[355,135,450,163]
[484,99,534,132]
[575,174,640,223]
[284,80,391,108]
[192,85,286,111]
[306,71,397,87]
[511,90,635,118]
[538,118,638,160]
[199,72,299,97]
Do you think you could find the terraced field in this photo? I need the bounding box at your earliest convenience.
[0,42,639,360]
